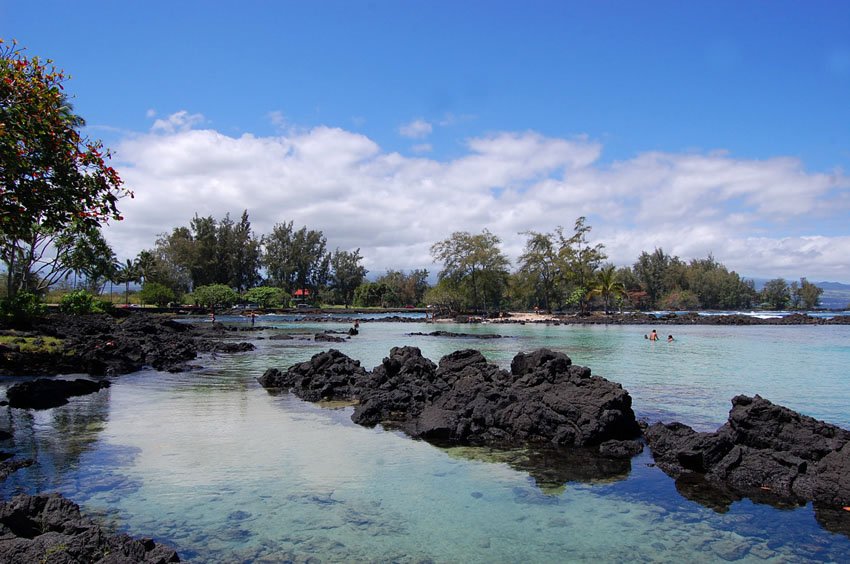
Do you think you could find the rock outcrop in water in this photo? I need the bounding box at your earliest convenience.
[6,378,110,410]
[260,347,642,452]
[0,312,254,377]
[646,394,850,508]
[258,349,367,402]
[0,493,180,563]
[406,331,504,339]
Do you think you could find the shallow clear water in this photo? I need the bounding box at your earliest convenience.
[2,320,850,562]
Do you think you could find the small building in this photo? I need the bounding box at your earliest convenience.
[292,288,311,305]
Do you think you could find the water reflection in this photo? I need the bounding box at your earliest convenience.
[443,445,632,495]
[1,386,111,495]
[671,472,850,539]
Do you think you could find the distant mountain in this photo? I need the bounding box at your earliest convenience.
[815,281,850,310]
[746,278,850,310]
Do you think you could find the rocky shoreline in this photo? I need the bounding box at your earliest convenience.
[0,312,255,377]
[1,311,849,555]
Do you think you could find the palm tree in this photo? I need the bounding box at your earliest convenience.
[115,258,141,305]
[586,264,626,314]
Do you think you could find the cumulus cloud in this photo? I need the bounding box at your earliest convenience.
[104,111,850,282]
[399,118,433,139]
[150,110,206,134]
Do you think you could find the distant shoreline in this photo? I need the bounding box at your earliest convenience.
[156,307,850,326]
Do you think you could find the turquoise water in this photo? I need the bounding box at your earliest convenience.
[2,320,850,562]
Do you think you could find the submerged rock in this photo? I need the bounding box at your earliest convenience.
[0,493,180,563]
[406,331,504,339]
[314,333,347,343]
[261,347,641,451]
[646,394,850,508]
[6,378,110,410]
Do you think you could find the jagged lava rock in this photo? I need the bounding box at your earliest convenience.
[258,349,367,402]
[352,346,442,427]
[413,348,640,446]
[0,493,180,563]
[351,347,641,448]
[646,394,850,507]
[261,347,641,449]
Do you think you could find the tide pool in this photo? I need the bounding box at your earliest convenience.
[2,321,849,562]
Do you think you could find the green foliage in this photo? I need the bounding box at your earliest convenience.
[586,264,627,313]
[1,39,130,298]
[556,217,606,313]
[562,286,587,309]
[373,269,429,307]
[761,278,790,310]
[659,289,700,311]
[423,279,465,315]
[113,258,141,305]
[146,210,262,296]
[0,291,45,324]
[264,221,330,295]
[516,230,561,311]
[139,282,176,307]
[59,290,106,315]
[244,286,285,308]
[684,255,755,310]
[431,229,510,313]
[353,282,397,308]
[633,248,675,309]
[515,218,607,312]
[192,284,239,308]
[329,248,368,306]
[63,226,117,293]
[625,251,756,311]
[795,278,823,310]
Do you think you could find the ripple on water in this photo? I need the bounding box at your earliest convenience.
[2,322,849,562]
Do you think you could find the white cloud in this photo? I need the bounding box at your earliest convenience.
[103,115,850,282]
[399,118,432,139]
[267,110,287,130]
[412,143,432,154]
[150,110,206,134]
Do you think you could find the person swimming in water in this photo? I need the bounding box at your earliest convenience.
[649,330,659,341]
[667,334,675,342]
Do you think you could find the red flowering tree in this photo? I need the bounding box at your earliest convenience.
[0,39,131,297]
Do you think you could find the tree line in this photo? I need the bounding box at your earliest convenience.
[68,212,821,314]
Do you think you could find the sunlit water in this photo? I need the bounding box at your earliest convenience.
[2,320,850,562]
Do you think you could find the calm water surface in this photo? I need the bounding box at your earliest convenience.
[2,320,850,562]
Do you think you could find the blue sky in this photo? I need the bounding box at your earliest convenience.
[3,1,850,281]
